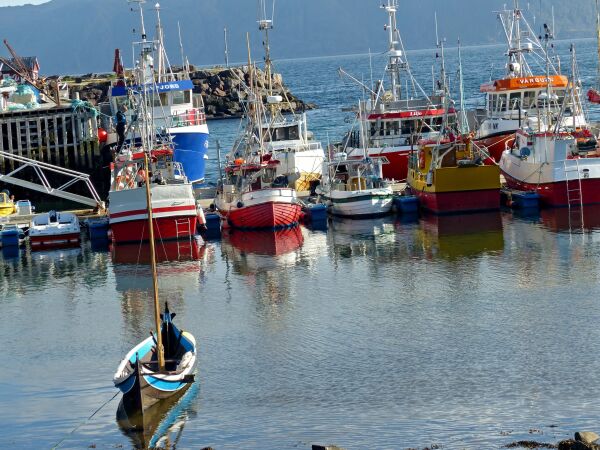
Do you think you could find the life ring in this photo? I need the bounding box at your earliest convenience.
[418,149,426,169]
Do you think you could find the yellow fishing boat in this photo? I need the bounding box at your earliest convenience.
[407,136,501,214]
[0,192,16,217]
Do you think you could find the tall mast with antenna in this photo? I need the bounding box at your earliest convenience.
[382,0,403,101]
[155,3,164,82]
[177,21,189,78]
[258,0,276,116]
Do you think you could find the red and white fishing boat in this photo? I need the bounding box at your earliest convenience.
[500,40,600,207]
[500,129,600,207]
[108,148,197,244]
[29,211,80,248]
[215,39,301,231]
[475,1,587,161]
[215,159,301,230]
[339,0,453,182]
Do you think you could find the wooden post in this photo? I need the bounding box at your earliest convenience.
[25,119,32,159]
[53,115,59,165]
[61,114,69,168]
[71,114,79,168]
[7,119,14,171]
[0,122,5,173]
[43,116,50,163]
[36,118,42,160]
[16,118,23,158]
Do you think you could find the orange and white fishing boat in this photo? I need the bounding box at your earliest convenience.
[475,1,587,161]
[338,0,454,182]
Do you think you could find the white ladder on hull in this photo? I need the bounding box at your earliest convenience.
[563,159,584,231]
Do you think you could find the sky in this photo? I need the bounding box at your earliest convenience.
[0,0,47,5]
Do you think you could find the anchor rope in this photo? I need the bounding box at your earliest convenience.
[50,391,119,449]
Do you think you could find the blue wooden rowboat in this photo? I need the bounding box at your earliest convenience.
[113,303,196,412]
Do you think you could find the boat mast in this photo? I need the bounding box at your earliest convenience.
[258,0,275,115]
[596,0,600,88]
[144,151,165,372]
[132,26,166,370]
[155,3,164,82]
[457,38,468,135]
[383,0,403,101]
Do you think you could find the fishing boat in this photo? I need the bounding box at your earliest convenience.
[0,191,15,217]
[474,1,587,161]
[107,1,209,188]
[337,0,453,182]
[316,152,394,218]
[407,136,500,214]
[28,211,80,248]
[214,35,302,230]
[108,148,198,244]
[226,0,324,191]
[215,159,301,229]
[113,151,197,414]
[108,29,198,245]
[499,37,600,207]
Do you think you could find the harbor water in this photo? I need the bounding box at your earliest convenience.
[3,41,600,449]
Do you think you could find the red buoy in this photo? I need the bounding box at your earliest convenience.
[98,127,108,143]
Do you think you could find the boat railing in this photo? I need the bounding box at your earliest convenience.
[266,141,324,152]
[167,109,207,128]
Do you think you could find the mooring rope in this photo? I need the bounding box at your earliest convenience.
[50,391,119,449]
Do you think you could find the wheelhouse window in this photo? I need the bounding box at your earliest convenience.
[523,90,537,109]
[496,94,507,112]
[509,92,522,110]
[172,90,190,105]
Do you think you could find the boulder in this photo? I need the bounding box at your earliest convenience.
[576,432,600,445]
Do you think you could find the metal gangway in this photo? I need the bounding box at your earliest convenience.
[0,150,105,209]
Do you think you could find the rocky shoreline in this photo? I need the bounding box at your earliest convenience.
[61,65,315,119]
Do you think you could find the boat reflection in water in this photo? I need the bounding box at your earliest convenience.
[221,226,304,273]
[328,216,397,260]
[221,227,305,309]
[111,237,207,264]
[418,211,504,259]
[116,372,199,449]
[111,238,209,336]
[539,205,600,233]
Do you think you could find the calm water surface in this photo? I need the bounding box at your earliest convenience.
[3,42,600,449]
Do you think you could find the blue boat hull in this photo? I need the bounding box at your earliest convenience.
[170,127,209,187]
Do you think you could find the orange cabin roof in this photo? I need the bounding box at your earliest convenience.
[480,75,568,93]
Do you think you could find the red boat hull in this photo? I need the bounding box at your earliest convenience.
[227,202,302,230]
[111,216,197,244]
[412,189,500,214]
[475,132,516,163]
[30,233,80,249]
[502,171,600,207]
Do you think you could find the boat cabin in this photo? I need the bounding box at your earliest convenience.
[110,148,186,191]
[323,156,386,192]
[108,79,206,130]
[481,76,572,119]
